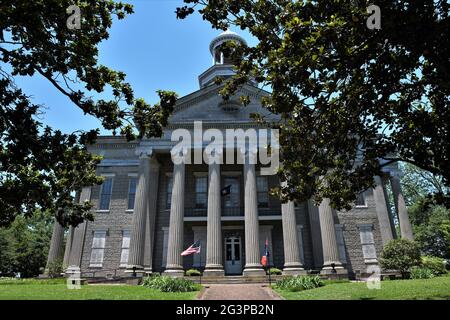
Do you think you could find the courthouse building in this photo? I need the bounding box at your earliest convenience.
[46,31,413,279]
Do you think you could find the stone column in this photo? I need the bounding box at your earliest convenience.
[144,156,160,274]
[242,150,265,276]
[127,150,156,275]
[281,189,305,275]
[382,175,397,238]
[373,176,395,245]
[389,172,414,240]
[45,220,65,273]
[63,226,74,268]
[318,198,346,275]
[66,186,91,277]
[307,200,324,268]
[163,154,186,277]
[204,152,225,276]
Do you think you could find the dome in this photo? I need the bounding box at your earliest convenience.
[209,29,247,55]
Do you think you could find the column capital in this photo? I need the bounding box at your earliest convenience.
[204,147,223,165]
[239,147,258,164]
[135,147,154,159]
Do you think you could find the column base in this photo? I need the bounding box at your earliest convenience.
[65,266,81,279]
[320,264,348,276]
[163,266,185,277]
[282,267,307,276]
[125,265,146,277]
[203,268,225,277]
[243,264,266,277]
[144,267,153,275]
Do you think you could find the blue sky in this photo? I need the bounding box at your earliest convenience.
[13,0,255,135]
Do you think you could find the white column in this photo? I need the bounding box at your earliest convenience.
[45,220,65,273]
[373,175,395,245]
[204,151,224,276]
[281,183,305,275]
[66,187,91,277]
[242,150,265,276]
[164,152,186,277]
[127,149,158,275]
[389,172,414,240]
[318,198,347,275]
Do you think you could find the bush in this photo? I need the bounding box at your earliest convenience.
[276,275,324,292]
[410,267,435,279]
[421,256,447,275]
[142,275,199,292]
[267,268,282,275]
[46,259,63,278]
[380,239,421,277]
[185,269,201,276]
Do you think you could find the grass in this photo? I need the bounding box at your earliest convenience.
[0,278,200,300]
[275,275,450,300]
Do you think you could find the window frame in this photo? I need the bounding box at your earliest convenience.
[127,176,137,211]
[89,230,107,268]
[195,176,208,209]
[98,175,114,211]
[119,230,131,267]
[256,176,269,208]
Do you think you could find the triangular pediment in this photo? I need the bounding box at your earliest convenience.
[168,84,275,125]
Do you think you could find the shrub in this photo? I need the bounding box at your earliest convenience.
[185,269,201,276]
[142,275,199,292]
[421,256,447,275]
[46,259,63,278]
[380,239,421,277]
[267,268,282,275]
[276,275,324,292]
[410,267,434,279]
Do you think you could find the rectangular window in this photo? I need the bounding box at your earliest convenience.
[90,231,106,267]
[358,224,377,264]
[99,177,113,210]
[166,176,173,209]
[195,176,208,208]
[120,230,131,267]
[127,177,137,210]
[355,192,366,207]
[257,176,269,208]
[223,177,240,208]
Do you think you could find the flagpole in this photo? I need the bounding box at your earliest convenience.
[199,245,202,286]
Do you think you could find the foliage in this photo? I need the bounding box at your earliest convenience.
[0,1,177,227]
[0,210,53,277]
[176,0,450,210]
[275,275,324,292]
[421,256,447,275]
[142,275,199,292]
[275,276,450,300]
[409,201,450,259]
[267,267,282,275]
[185,269,201,276]
[0,280,199,300]
[46,259,64,278]
[410,267,435,279]
[400,163,448,206]
[380,239,421,276]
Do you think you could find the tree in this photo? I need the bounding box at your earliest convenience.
[400,163,448,206]
[380,239,421,277]
[176,0,450,210]
[0,210,53,278]
[409,200,450,259]
[1,1,177,227]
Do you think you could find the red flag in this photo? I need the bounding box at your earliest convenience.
[261,255,267,267]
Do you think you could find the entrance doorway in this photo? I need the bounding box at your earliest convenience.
[224,236,242,275]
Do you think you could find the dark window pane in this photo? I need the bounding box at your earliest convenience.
[127,178,137,210]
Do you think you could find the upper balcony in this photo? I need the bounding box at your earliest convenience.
[184,206,281,221]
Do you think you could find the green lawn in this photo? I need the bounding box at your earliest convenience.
[0,279,199,300]
[275,276,450,300]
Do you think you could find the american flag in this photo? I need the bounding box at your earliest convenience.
[181,240,201,256]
